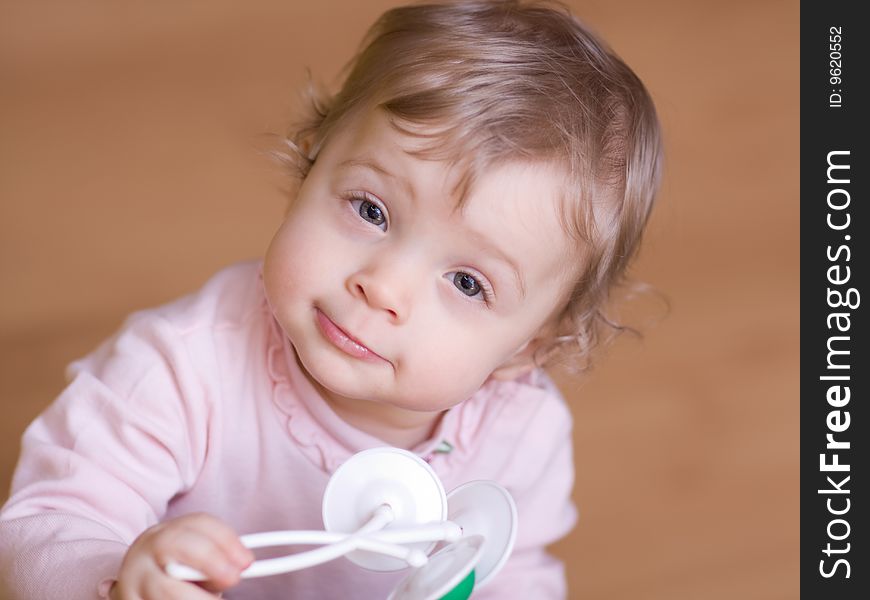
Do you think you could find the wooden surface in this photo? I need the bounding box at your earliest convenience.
[0,1,798,598]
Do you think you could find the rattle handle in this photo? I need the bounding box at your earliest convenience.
[166,505,414,581]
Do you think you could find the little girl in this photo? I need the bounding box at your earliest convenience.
[0,1,662,598]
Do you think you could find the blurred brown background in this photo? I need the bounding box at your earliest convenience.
[0,0,798,598]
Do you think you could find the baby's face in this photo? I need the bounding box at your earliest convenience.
[264,108,577,421]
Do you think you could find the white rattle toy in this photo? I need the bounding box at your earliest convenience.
[166,447,518,600]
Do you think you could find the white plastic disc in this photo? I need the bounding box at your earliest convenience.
[388,534,484,600]
[322,447,447,571]
[445,481,517,588]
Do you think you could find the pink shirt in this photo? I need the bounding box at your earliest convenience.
[0,262,577,599]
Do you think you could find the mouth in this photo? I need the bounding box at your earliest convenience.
[314,308,389,364]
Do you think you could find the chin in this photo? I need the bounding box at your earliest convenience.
[295,340,377,396]
[379,386,466,415]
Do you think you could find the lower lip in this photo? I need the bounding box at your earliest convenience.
[315,309,387,363]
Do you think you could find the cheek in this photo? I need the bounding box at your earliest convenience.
[399,325,506,398]
[398,358,487,411]
[264,219,333,305]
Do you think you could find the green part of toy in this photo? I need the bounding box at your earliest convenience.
[438,569,476,600]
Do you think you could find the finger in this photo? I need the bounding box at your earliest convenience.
[180,513,254,568]
[146,573,221,600]
[154,527,242,590]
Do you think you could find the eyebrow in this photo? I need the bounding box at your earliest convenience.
[337,158,416,203]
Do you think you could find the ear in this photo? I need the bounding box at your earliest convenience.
[488,337,550,382]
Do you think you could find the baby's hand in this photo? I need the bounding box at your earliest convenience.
[109,512,254,600]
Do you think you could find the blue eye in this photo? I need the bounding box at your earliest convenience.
[453,272,481,297]
[360,201,384,225]
[350,196,387,231]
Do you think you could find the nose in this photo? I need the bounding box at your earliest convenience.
[346,260,413,323]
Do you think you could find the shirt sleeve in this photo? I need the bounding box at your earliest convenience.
[0,312,211,600]
[473,375,578,599]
